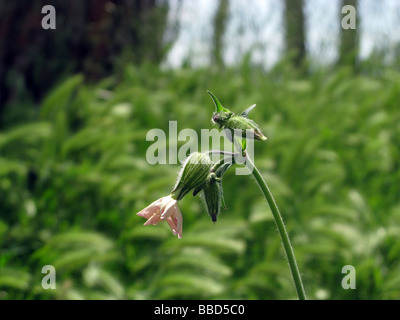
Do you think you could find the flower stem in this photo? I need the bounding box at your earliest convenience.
[245,155,307,300]
[206,150,240,157]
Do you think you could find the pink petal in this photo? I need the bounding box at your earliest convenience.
[160,195,173,207]
[175,211,183,239]
[165,210,183,239]
[137,195,183,239]
[136,199,161,219]
[144,214,161,226]
[175,209,183,230]
[161,200,178,220]
[166,217,178,235]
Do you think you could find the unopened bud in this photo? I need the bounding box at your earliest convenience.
[224,115,267,141]
[202,173,223,222]
[207,91,267,141]
[171,152,212,200]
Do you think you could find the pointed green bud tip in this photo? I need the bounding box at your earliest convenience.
[171,152,212,201]
[202,173,223,222]
[207,91,231,113]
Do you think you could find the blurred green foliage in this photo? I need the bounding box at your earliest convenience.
[0,61,400,300]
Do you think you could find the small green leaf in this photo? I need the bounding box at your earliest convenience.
[240,104,256,118]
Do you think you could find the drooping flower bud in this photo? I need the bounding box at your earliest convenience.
[171,152,212,200]
[202,173,223,222]
[200,157,234,222]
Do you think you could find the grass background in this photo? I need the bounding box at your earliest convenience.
[0,60,399,299]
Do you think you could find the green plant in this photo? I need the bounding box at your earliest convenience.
[1,62,400,300]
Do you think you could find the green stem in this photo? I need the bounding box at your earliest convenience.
[206,150,239,157]
[246,155,307,300]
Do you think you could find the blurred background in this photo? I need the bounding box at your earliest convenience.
[0,0,399,300]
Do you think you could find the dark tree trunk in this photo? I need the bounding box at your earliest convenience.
[212,0,229,67]
[338,0,359,69]
[284,0,306,68]
[0,0,169,127]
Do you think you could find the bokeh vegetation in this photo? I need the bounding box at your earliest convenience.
[1,0,400,300]
[1,60,399,299]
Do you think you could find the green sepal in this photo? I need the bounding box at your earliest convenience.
[213,160,234,178]
[207,91,231,113]
[193,182,205,197]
